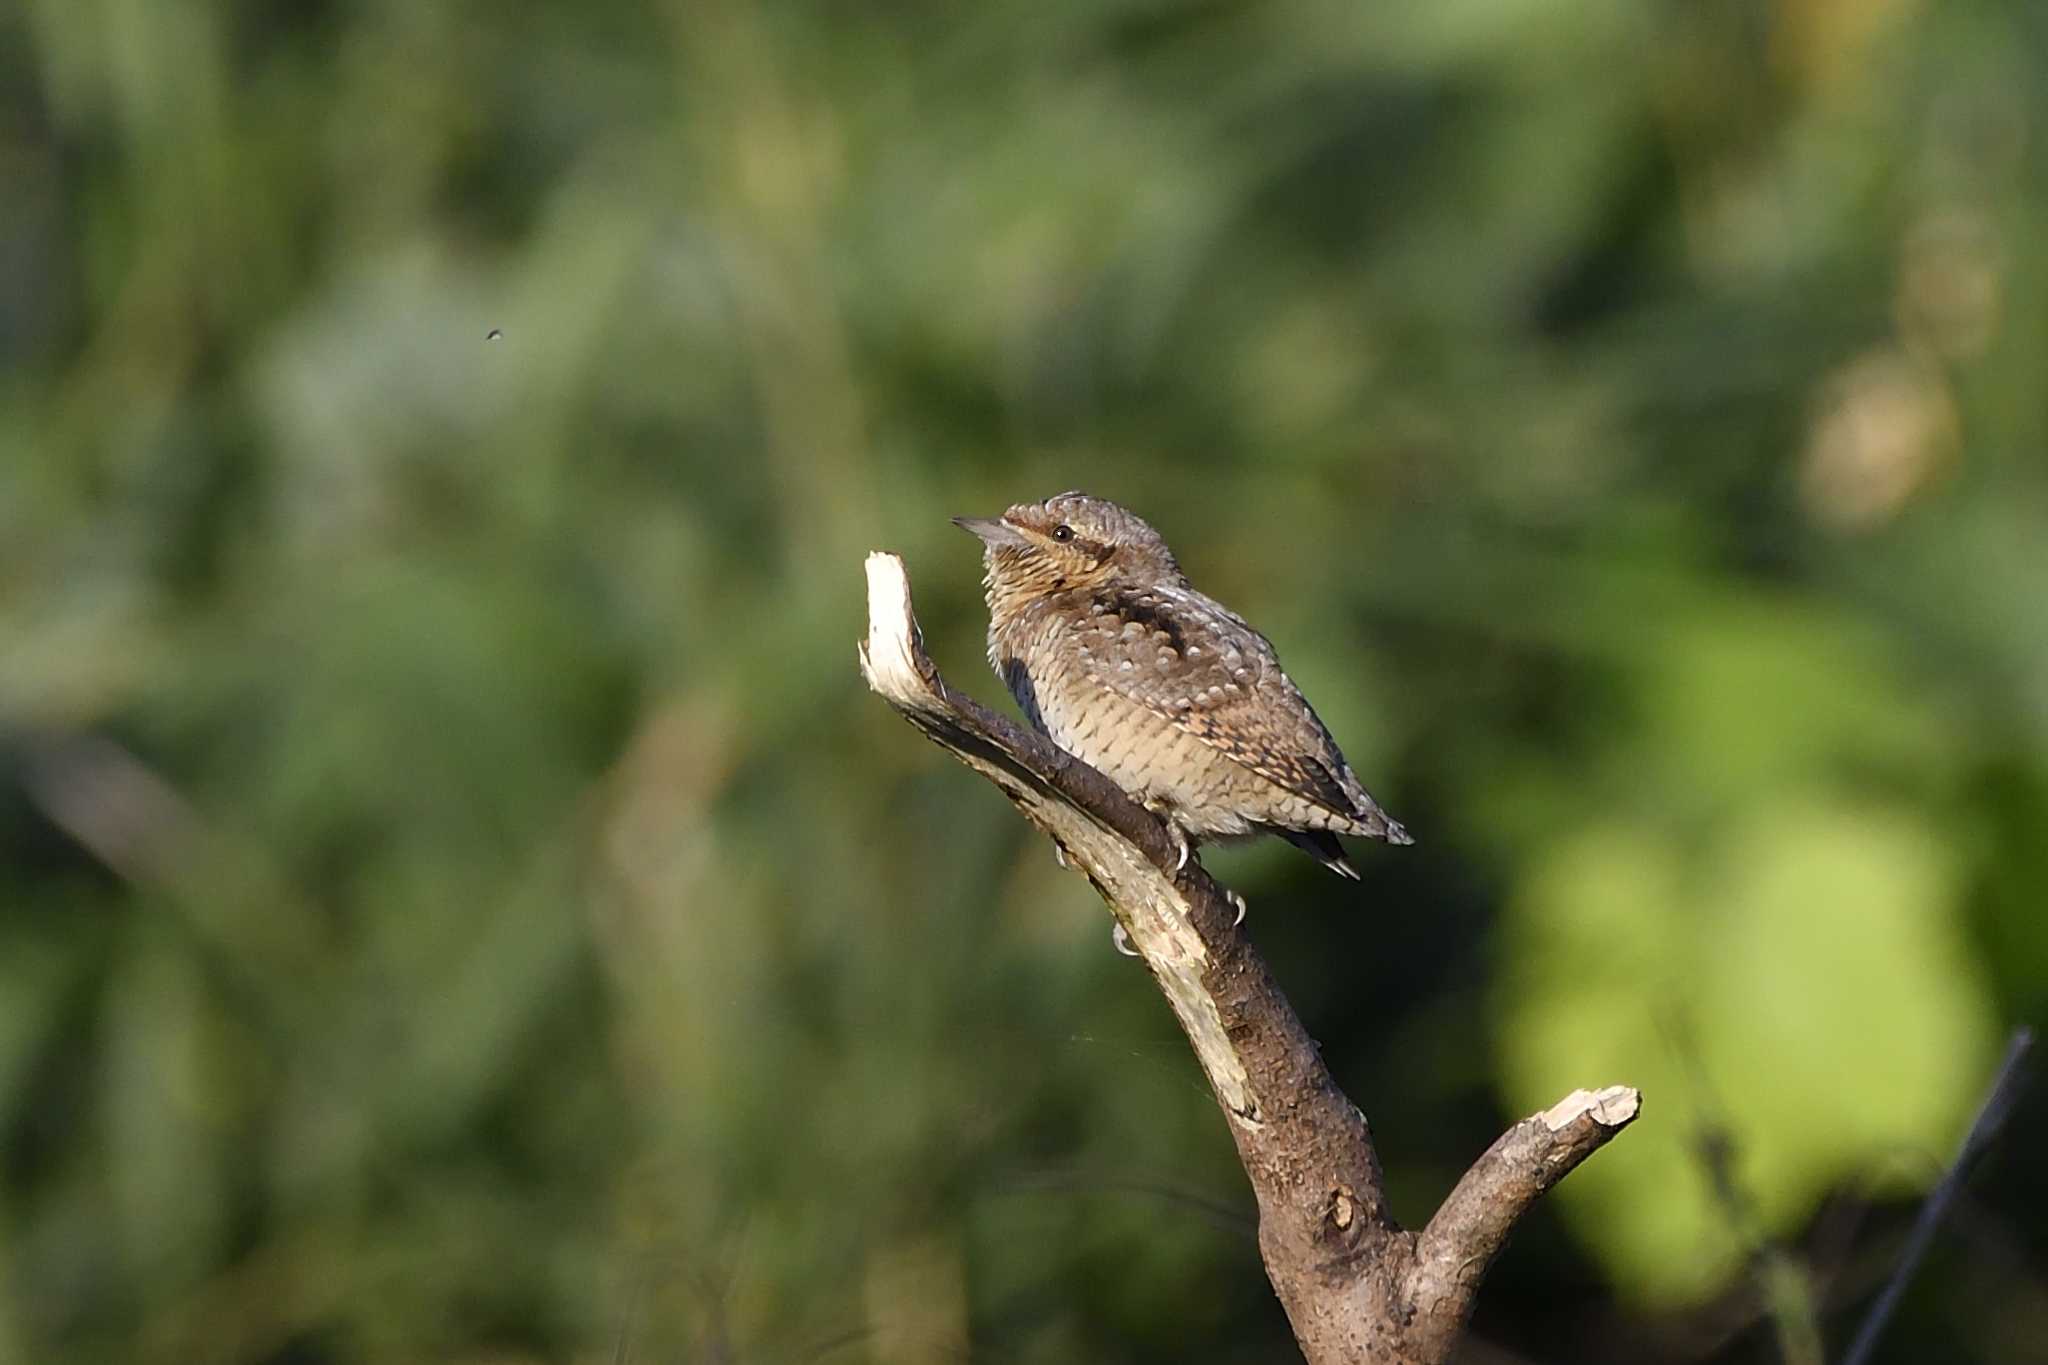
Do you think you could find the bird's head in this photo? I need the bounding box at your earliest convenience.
[954,492,1182,610]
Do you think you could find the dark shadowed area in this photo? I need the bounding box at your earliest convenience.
[2,2,2045,1363]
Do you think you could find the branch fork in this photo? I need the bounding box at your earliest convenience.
[860,551,1638,1364]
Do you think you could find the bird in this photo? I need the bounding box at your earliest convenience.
[955,490,1410,910]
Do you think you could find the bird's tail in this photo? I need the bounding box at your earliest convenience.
[1365,807,1414,846]
[1277,828,1363,879]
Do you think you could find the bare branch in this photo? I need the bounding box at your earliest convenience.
[1407,1088,1640,1345]
[860,551,1638,1364]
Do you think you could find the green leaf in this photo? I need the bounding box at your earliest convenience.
[1495,798,1996,1302]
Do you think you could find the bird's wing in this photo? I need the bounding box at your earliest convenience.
[1067,583,1396,833]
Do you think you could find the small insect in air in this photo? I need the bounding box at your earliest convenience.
[486,328,504,341]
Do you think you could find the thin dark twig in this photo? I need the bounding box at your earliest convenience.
[1659,1006,1824,1365]
[610,1268,641,1365]
[1839,1026,2035,1365]
[987,1167,1258,1239]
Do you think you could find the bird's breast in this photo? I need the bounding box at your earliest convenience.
[1000,627,1269,838]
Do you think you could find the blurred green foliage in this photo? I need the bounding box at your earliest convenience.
[4,0,2047,1362]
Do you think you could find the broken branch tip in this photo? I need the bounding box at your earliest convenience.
[1537,1085,1641,1132]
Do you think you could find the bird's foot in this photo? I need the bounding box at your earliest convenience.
[1142,803,1196,874]
[1111,922,1139,957]
[1226,890,1247,926]
[1164,823,1192,873]
[1052,841,1069,870]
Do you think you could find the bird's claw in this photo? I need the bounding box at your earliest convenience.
[1227,890,1247,926]
[1111,922,1139,957]
[1052,842,1069,870]
[1163,823,1191,873]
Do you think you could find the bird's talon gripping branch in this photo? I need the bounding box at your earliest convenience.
[1111,922,1140,956]
[1228,890,1248,926]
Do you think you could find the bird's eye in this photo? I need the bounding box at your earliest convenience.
[1051,524,1075,543]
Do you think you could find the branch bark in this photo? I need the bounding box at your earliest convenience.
[859,551,1638,1364]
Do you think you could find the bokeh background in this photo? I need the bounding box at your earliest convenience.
[4,1,2046,1361]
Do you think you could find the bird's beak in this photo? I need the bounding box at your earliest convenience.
[952,515,1027,548]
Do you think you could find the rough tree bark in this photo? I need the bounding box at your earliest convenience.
[858,551,1639,1365]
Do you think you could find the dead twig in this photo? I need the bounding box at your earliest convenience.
[858,551,1638,1364]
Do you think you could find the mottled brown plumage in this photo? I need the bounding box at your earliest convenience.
[955,491,1410,883]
